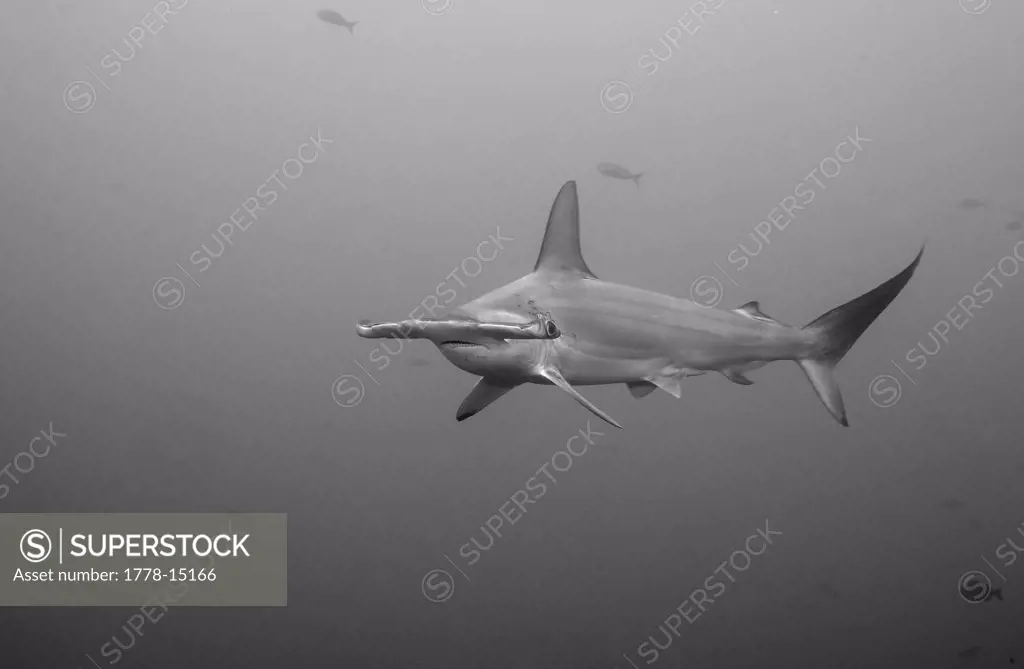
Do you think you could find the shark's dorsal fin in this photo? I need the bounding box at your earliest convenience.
[533,181,597,278]
[733,301,779,324]
[456,378,520,422]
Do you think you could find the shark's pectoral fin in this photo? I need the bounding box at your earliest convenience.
[538,366,623,429]
[644,375,683,399]
[626,381,658,398]
[456,378,520,422]
[722,368,754,385]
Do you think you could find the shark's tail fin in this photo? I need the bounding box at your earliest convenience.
[797,245,924,426]
[347,21,358,34]
[631,173,643,189]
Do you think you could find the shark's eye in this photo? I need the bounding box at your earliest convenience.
[545,319,559,337]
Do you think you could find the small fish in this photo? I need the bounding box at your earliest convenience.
[959,645,983,660]
[984,587,1003,602]
[941,498,966,511]
[317,9,358,33]
[1007,220,1022,231]
[817,582,840,600]
[958,197,988,210]
[597,162,644,189]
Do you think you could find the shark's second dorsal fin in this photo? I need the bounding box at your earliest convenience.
[733,301,779,324]
[533,181,597,278]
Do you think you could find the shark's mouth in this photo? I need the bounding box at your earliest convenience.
[441,340,484,348]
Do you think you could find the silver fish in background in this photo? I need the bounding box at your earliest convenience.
[956,197,1023,231]
[597,161,644,189]
[983,587,1003,602]
[316,9,358,34]
[357,181,924,429]
[958,645,983,660]
[941,498,966,511]
[957,197,988,210]
[817,582,841,600]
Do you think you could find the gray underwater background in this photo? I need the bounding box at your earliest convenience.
[2,0,1024,667]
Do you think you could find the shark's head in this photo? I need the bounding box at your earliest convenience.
[357,181,625,429]
[356,304,560,380]
[432,304,560,379]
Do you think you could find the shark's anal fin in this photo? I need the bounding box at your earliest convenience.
[456,378,520,422]
[626,381,658,398]
[533,181,597,279]
[722,368,754,385]
[539,366,623,429]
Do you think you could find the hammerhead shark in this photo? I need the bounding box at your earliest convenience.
[357,181,923,429]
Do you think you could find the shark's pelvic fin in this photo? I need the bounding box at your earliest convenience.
[538,365,622,429]
[533,181,598,279]
[644,374,683,399]
[456,378,520,422]
[626,381,658,398]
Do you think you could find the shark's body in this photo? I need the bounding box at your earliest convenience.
[443,271,799,387]
[358,181,923,429]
